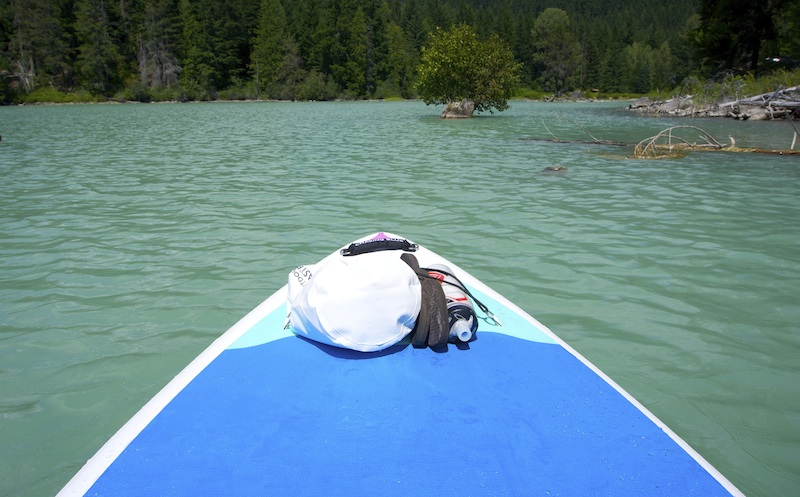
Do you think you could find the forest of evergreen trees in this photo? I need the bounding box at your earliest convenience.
[1,0,798,104]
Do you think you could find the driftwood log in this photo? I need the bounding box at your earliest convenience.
[519,121,798,158]
[633,125,799,158]
[634,126,729,158]
[629,85,800,121]
[720,85,800,121]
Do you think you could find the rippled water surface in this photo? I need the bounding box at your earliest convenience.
[2,101,799,497]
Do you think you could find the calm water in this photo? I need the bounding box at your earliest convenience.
[1,100,799,497]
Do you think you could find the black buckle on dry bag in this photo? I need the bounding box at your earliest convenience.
[340,237,419,256]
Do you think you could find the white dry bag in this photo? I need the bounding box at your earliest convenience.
[287,240,422,352]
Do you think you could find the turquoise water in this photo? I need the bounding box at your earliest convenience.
[1,100,799,497]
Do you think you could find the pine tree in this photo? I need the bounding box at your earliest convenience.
[337,5,367,96]
[692,0,778,75]
[400,0,425,52]
[651,41,675,90]
[363,0,390,97]
[625,42,653,93]
[775,1,800,59]
[7,0,72,92]
[136,0,181,90]
[284,0,317,68]
[384,21,417,98]
[74,0,125,95]
[317,0,372,97]
[531,8,582,93]
[178,0,217,95]
[580,23,611,91]
[422,0,453,34]
[309,0,337,80]
[251,0,291,96]
[212,0,256,86]
[599,41,630,93]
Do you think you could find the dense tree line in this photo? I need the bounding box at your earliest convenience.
[0,0,798,104]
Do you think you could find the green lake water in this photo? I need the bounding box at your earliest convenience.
[1,100,799,496]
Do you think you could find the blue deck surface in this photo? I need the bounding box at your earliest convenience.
[87,332,732,496]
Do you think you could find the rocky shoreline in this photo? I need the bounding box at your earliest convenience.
[628,85,800,121]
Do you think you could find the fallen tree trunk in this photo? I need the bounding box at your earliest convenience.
[630,85,800,121]
[634,126,729,158]
[521,116,799,156]
[721,85,800,108]
[633,125,800,158]
[721,85,800,121]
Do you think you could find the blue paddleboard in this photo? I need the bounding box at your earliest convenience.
[57,233,744,496]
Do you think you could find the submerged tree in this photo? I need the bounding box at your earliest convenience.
[416,23,520,117]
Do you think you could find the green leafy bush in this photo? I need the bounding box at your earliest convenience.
[416,24,521,113]
[19,87,99,104]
